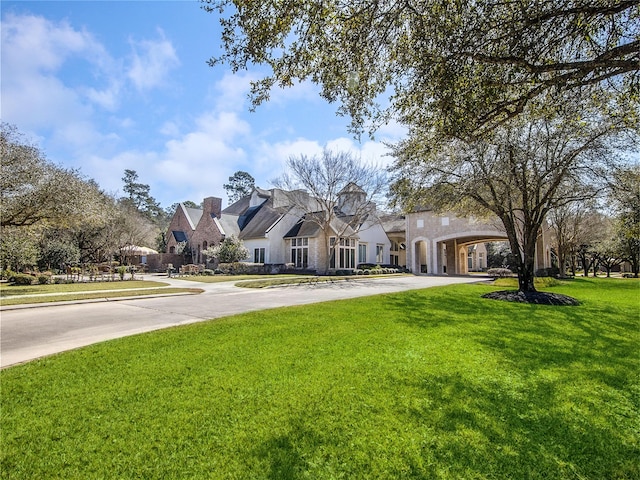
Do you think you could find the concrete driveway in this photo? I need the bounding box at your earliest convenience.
[1,275,482,368]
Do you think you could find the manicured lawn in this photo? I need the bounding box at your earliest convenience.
[0,280,169,296]
[174,274,312,283]
[0,280,202,306]
[236,274,405,288]
[1,278,638,479]
[0,287,202,306]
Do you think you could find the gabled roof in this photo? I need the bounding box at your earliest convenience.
[339,182,366,195]
[283,213,356,239]
[284,218,322,238]
[217,214,240,237]
[181,204,203,230]
[380,214,406,234]
[222,196,251,215]
[239,199,288,240]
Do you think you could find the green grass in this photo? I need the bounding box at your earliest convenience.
[236,274,407,288]
[172,274,307,283]
[1,277,638,479]
[0,280,169,296]
[0,288,202,306]
[0,280,200,306]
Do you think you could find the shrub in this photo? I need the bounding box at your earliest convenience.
[2,269,17,282]
[37,273,52,285]
[203,269,214,276]
[217,262,252,275]
[535,267,560,278]
[13,273,34,285]
[487,267,513,279]
[117,266,127,280]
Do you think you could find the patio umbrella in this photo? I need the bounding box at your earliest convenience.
[122,245,158,255]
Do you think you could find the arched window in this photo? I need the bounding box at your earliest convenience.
[169,246,175,254]
[202,241,208,250]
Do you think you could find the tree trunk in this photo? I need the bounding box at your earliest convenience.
[518,260,536,292]
[557,248,566,277]
[502,216,538,293]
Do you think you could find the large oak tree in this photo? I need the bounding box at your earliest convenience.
[1,123,107,229]
[389,103,631,292]
[203,0,638,137]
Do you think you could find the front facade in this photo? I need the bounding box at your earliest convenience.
[163,186,552,276]
[163,186,397,273]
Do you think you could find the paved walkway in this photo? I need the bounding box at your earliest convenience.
[0,275,484,368]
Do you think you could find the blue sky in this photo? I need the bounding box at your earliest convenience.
[1,1,403,208]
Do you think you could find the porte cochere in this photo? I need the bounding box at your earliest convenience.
[404,209,552,275]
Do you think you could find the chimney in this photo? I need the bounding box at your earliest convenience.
[203,196,222,218]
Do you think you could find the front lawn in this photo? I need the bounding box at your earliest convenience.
[0,280,169,296]
[1,277,638,479]
[0,280,202,306]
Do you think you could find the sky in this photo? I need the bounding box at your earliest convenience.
[1,0,404,208]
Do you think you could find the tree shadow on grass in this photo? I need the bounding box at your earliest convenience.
[381,283,639,478]
[249,415,347,480]
[252,431,309,480]
[384,287,491,329]
[395,372,639,479]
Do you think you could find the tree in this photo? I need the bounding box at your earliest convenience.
[38,231,81,271]
[549,202,597,277]
[594,237,626,277]
[223,171,255,203]
[610,165,640,276]
[273,149,387,273]
[390,104,629,292]
[111,205,159,266]
[204,1,638,137]
[485,242,517,270]
[570,211,613,276]
[121,169,164,221]
[204,235,249,263]
[1,123,107,229]
[0,227,39,271]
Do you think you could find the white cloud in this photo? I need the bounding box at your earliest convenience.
[85,110,254,205]
[1,13,107,74]
[126,29,180,91]
[210,72,256,112]
[1,13,112,127]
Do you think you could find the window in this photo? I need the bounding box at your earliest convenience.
[254,247,265,263]
[417,219,424,228]
[290,238,308,268]
[376,244,384,263]
[390,241,400,252]
[358,243,367,264]
[330,237,356,269]
[169,246,175,254]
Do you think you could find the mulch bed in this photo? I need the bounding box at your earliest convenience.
[481,290,580,306]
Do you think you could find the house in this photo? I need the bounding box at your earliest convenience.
[160,184,397,273]
[165,196,239,264]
